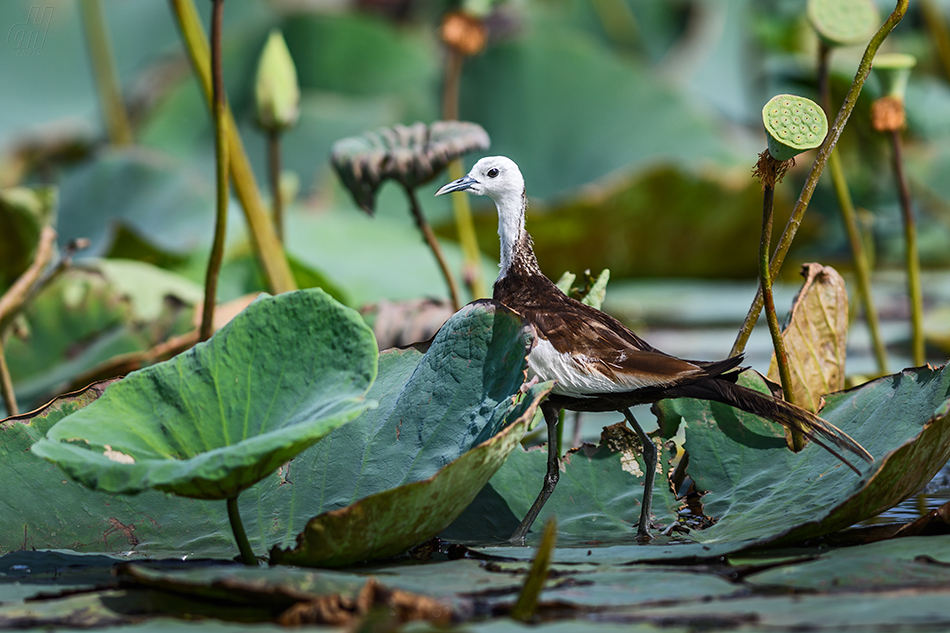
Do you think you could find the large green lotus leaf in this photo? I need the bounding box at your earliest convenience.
[31,289,377,500]
[2,300,535,558]
[746,535,950,590]
[2,260,199,414]
[443,427,680,545]
[254,299,537,533]
[271,380,551,567]
[655,365,950,544]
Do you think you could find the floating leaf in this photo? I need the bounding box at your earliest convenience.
[444,423,680,544]
[656,366,950,545]
[767,263,849,412]
[331,121,490,213]
[31,289,377,501]
[271,379,550,567]
[746,534,950,590]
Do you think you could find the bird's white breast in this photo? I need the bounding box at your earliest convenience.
[527,337,669,397]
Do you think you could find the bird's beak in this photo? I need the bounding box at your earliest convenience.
[435,175,477,196]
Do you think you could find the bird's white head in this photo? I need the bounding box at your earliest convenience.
[435,156,528,280]
[434,156,524,203]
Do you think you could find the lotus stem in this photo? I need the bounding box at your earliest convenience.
[890,130,925,366]
[200,0,228,343]
[0,341,16,416]
[817,42,889,375]
[758,173,803,449]
[79,0,133,145]
[226,496,257,566]
[403,184,461,311]
[731,0,909,357]
[168,0,296,295]
[510,517,557,622]
[267,129,284,243]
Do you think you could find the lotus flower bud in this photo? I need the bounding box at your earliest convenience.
[254,30,300,132]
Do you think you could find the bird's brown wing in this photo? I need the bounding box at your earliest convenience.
[513,289,711,390]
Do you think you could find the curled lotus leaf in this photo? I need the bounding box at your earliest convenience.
[30,289,378,501]
[331,121,490,213]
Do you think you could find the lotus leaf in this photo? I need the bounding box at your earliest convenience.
[31,289,378,501]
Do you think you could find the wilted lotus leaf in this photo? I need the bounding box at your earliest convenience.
[331,121,490,213]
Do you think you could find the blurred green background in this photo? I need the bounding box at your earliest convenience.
[2,0,950,414]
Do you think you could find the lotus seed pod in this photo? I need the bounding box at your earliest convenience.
[762,94,828,161]
[873,53,916,101]
[807,0,879,47]
[254,30,300,132]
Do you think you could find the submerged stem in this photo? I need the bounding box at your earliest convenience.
[404,184,462,311]
[891,130,925,366]
[226,496,257,566]
[731,0,909,356]
[200,0,228,343]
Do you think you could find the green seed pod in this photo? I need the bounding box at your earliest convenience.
[762,94,828,161]
[873,53,916,101]
[807,0,879,47]
[254,30,300,132]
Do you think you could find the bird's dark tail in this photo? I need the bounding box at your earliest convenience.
[667,377,874,475]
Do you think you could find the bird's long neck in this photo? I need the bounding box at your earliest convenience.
[495,188,542,281]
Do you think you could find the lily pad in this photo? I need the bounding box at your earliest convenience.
[445,426,680,544]
[657,365,950,545]
[31,288,377,501]
[271,379,550,567]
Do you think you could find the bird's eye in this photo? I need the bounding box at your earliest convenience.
[487,168,499,178]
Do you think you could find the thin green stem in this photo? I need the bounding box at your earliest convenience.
[168,0,296,295]
[818,42,889,375]
[200,0,228,343]
[891,129,925,366]
[760,182,802,451]
[404,184,462,311]
[267,129,284,243]
[79,0,133,145]
[731,0,909,357]
[0,340,17,416]
[226,496,257,565]
[510,518,557,622]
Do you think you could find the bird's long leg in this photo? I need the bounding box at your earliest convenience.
[510,401,561,544]
[623,408,656,540]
